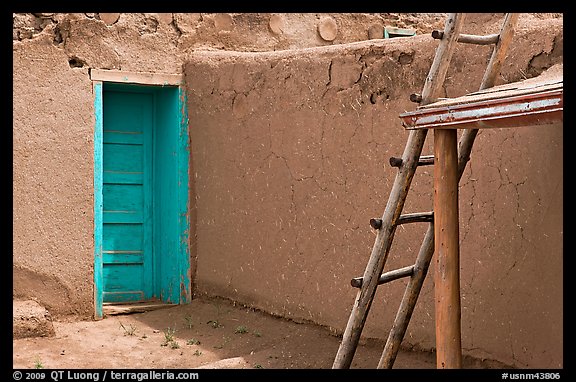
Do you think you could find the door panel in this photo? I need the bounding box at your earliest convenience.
[102,91,153,303]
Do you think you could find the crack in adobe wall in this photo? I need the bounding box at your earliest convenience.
[526,35,563,77]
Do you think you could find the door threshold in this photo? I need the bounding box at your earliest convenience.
[103,300,177,316]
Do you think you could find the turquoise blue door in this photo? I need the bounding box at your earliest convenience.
[93,81,191,318]
[102,91,154,302]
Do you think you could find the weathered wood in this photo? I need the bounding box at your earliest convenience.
[378,224,434,368]
[401,86,562,130]
[397,211,434,225]
[332,13,466,369]
[389,155,434,168]
[377,13,520,370]
[369,218,383,229]
[410,93,423,103]
[434,128,462,369]
[373,212,434,228]
[417,155,435,166]
[420,14,467,106]
[433,30,500,45]
[480,14,520,91]
[90,69,184,86]
[332,129,428,369]
[389,157,404,167]
[103,301,176,316]
[351,265,415,288]
[458,13,520,176]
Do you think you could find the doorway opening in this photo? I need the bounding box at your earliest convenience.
[92,72,190,319]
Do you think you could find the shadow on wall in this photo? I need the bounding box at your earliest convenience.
[13,265,75,317]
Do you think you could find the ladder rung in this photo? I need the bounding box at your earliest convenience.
[351,265,415,288]
[397,211,434,225]
[432,30,500,45]
[370,218,383,230]
[410,93,423,103]
[389,155,434,168]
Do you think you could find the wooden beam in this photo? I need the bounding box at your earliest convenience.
[90,69,184,86]
[350,265,415,288]
[432,30,500,45]
[433,129,462,369]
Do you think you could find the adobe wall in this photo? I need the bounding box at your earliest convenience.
[12,13,187,317]
[10,11,461,318]
[184,18,562,368]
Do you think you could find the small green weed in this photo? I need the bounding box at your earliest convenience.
[161,327,179,348]
[164,327,176,342]
[33,357,44,369]
[184,314,194,329]
[213,335,231,349]
[186,338,201,345]
[207,319,222,329]
[234,325,248,334]
[119,321,137,336]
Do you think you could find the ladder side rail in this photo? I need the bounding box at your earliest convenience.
[457,13,520,177]
[378,223,435,368]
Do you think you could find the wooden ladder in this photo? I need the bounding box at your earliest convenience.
[332,13,520,369]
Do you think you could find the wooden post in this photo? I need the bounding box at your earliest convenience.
[433,128,461,368]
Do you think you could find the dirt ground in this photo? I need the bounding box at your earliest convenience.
[13,295,509,370]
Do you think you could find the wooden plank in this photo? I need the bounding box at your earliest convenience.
[103,252,144,265]
[103,211,143,224]
[433,128,462,369]
[418,80,562,109]
[332,13,466,369]
[103,184,143,212]
[103,224,143,250]
[400,87,563,130]
[103,131,144,145]
[175,85,192,304]
[103,291,145,303]
[93,81,104,320]
[103,301,176,315]
[91,69,184,86]
[103,170,143,185]
[103,265,144,291]
[103,143,143,173]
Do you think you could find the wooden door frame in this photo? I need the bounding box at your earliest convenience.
[91,70,190,319]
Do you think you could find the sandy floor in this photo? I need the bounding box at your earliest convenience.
[13,295,510,370]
